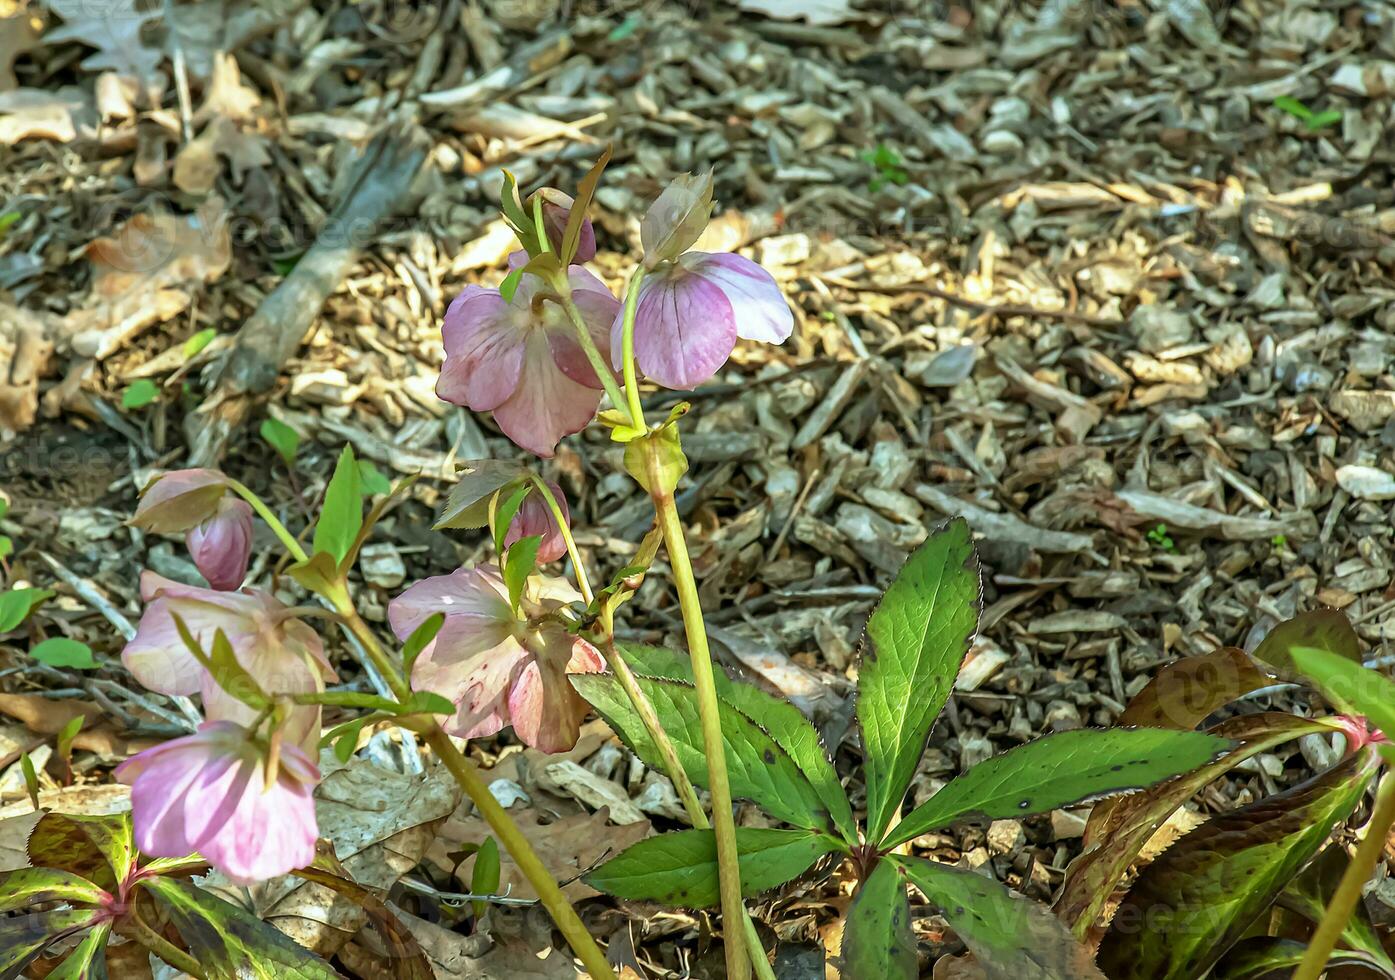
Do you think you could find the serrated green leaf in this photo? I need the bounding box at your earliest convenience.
[491,482,531,554]
[27,812,135,892]
[0,867,109,913]
[883,727,1232,849]
[857,517,981,840]
[314,445,362,565]
[840,858,916,980]
[895,856,1105,980]
[1116,645,1271,730]
[142,877,340,979]
[291,854,434,979]
[402,612,443,677]
[618,644,857,844]
[47,920,110,980]
[1210,936,1394,980]
[260,417,300,468]
[1290,644,1395,734]
[1279,844,1394,969]
[503,535,540,612]
[0,587,54,632]
[30,637,98,670]
[1097,748,1377,980]
[573,672,835,833]
[0,907,100,977]
[1057,712,1340,938]
[586,827,838,908]
[183,328,217,358]
[120,379,158,410]
[1251,609,1360,681]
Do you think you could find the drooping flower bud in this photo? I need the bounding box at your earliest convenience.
[641,171,715,269]
[186,497,254,591]
[508,189,596,269]
[504,480,571,564]
[129,469,231,533]
[116,720,320,884]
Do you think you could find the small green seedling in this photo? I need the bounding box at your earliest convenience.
[260,418,301,469]
[1147,523,1175,551]
[121,379,159,410]
[1274,96,1343,132]
[859,143,910,192]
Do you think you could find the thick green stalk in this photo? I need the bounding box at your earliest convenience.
[619,268,647,426]
[1294,771,1395,980]
[330,593,615,980]
[646,446,751,980]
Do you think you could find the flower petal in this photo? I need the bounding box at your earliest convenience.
[437,286,524,412]
[388,567,512,641]
[681,252,794,345]
[547,267,620,387]
[186,497,254,591]
[123,574,262,697]
[506,634,590,753]
[130,469,230,533]
[492,332,604,457]
[503,481,570,564]
[616,267,736,390]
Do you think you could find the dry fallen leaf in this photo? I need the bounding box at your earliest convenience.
[0,3,40,91]
[0,86,85,143]
[0,301,52,436]
[44,0,162,84]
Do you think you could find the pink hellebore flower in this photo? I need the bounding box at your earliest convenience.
[130,468,232,534]
[388,566,603,753]
[615,171,793,390]
[122,573,335,754]
[186,497,254,591]
[116,721,319,885]
[437,268,621,458]
[504,480,571,564]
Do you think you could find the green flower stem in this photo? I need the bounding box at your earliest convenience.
[554,285,635,429]
[528,474,594,603]
[1294,769,1395,980]
[646,444,751,980]
[331,593,615,980]
[226,479,308,563]
[423,725,617,980]
[619,267,647,428]
[127,904,206,979]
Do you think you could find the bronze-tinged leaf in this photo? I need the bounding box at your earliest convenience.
[0,906,100,977]
[1210,936,1395,980]
[1278,844,1395,970]
[1057,713,1341,938]
[27,812,134,892]
[0,867,108,912]
[1250,608,1360,679]
[561,146,611,265]
[840,859,916,980]
[1096,749,1378,980]
[1115,646,1271,730]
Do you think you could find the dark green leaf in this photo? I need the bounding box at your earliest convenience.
[573,672,835,833]
[1211,936,1394,980]
[313,445,362,565]
[1116,646,1271,730]
[857,517,981,840]
[142,877,341,979]
[1097,748,1377,980]
[0,907,100,977]
[1251,609,1360,681]
[46,921,110,980]
[503,535,541,612]
[895,855,1105,979]
[491,482,531,554]
[291,851,433,980]
[402,612,443,676]
[120,379,158,410]
[585,827,839,908]
[1057,712,1340,937]
[1290,644,1395,734]
[259,418,300,468]
[30,637,98,670]
[433,460,527,530]
[1280,844,1394,968]
[0,867,108,912]
[27,811,135,892]
[840,859,916,980]
[883,727,1231,849]
[0,587,54,632]
[618,644,858,844]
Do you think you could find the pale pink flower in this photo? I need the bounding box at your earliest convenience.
[186,497,254,591]
[437,268,620,457]
[388,566,603,753]
[129,468,231,533]
[116,721,319,885]
[613,251,794,389]
[503,480,570,564]
[122,573,334,754]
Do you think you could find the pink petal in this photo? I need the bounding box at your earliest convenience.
[130,469,231,533]
[437,286,524,412]
[503,481,570,564]
[547,267,620,388]
[681,252,794,345]
[506,654,588,753]
[415,636,530,740]
[123,576,263,697]
[186,497,254,591]
[388,567,512,641]
[492,332,604,457]
[204,748,319,884]
[615,267,737,390]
